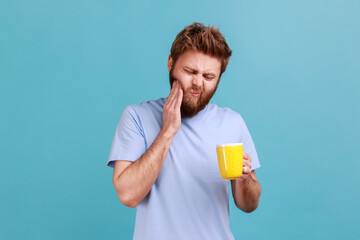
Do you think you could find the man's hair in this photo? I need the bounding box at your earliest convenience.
[170,22,232,78]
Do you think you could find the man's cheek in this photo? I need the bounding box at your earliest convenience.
[178,81,185,91]
[179,74,193,87]
[178,81,190,100]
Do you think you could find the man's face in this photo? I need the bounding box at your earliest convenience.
[168,49,222,117]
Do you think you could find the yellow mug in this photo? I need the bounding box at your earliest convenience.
[216,143,243,180]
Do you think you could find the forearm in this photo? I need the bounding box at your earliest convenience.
[114,130,174,207]
[231,172,262,213]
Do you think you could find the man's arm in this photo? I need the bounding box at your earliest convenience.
[231,152,262,213]
[112,80,183,208]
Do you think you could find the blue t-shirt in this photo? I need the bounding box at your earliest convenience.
[107,97,260,240]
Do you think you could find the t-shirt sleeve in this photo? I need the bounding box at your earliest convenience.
[239,115,261,170]
[107,106,146,168]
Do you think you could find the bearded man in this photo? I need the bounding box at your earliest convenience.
[107,22,262,240]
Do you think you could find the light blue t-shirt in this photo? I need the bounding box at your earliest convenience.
[107,97,260,240]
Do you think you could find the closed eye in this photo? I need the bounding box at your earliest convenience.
[204,75,215,80]
[185,69,195,74]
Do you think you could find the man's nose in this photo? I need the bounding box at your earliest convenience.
[192,74,203,88]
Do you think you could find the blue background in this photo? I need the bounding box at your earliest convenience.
[1,0,359,239]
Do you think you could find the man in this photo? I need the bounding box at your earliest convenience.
[107,22,262,240]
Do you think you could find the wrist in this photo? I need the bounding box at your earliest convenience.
[238,175,251,184]
[159,129,175,139]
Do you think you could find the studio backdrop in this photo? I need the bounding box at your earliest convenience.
[1,0,359,239]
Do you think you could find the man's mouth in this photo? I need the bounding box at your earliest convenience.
[190,91,201,97]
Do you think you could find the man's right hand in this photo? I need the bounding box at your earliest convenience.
[113,80,183,207]
[161,80,183,137]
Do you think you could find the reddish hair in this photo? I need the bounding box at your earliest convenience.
[170,22,232,78]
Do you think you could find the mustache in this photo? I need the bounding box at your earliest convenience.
[188,87,203,93]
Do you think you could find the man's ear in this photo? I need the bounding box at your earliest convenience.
[167,54,173,72]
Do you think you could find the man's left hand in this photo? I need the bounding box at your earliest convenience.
[237,151,252,182]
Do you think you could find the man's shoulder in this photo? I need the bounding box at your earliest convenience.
[125,97,165,116]
[209,103,243,119]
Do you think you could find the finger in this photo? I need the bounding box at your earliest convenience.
[165,84,176,107]
[174,88,183,110]
[243,166,251,174]
[167,81,178,106]
[243,158,251,168]
[238,175,249,181]
[243,163,252,172]
[169,81,180,109]
[243,151,250,159]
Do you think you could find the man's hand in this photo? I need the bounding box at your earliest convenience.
[231,151,261,212]
[237,151,252,182]
[161,80,183,137]
[113,80,183,208]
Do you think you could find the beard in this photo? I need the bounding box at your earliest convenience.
[169,67,218,118]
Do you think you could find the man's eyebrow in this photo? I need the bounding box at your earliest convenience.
[204,72,216,77]
[184,66,216,76]
[184,66,197,71]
